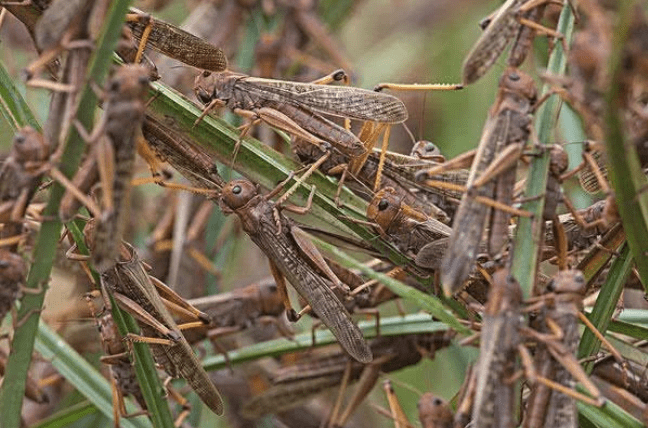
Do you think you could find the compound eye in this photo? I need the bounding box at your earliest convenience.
[378,199,389,211]
[196,88,212,104]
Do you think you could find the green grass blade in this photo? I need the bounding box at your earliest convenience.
[31,401,99,428]
[203,313,448,371]
[511,1,576,297]
[578,391,643,428]
[0,61,40,130]
[578,244,632,371]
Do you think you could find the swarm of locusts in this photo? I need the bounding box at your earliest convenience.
[1,0,648,427]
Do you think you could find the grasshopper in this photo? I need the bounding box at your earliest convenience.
[0,127,49,237]
[85,290,149,426]
[183,278,290,344]
[441,68,538,295]
[193,70,408,160]
[97,239,224,415]
[241,332,453,421]
[380,382,453,428]
[366,187,452,270]
[0,249,27,327]
[462,0,563,84]
[65,64,149,273]
[141,115,224,193]
[468,268,524,428]
[417,393,453,428]
[218,178,372,363]
[292,138,460,222]
[522,269,604,428]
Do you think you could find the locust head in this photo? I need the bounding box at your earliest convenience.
[219,179,259,212]
[194,70,237,105]
[547,269,586,296]
[11,127,48,166]
[366,187,402,232]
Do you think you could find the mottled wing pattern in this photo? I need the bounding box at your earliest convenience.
[237,78,408,123]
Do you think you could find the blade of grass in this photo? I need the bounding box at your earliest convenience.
[31,401,99,428]
[511,1,576,297]
[202,313,448,371]
[578,243,632,371]
[34,323,152,428]
[0,2,135,426]
[0,61,40,130]
[578,390,643,428]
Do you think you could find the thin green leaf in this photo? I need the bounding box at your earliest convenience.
[0,61,40,130]
[579,243,632,370]
[31,401,98,428]
[511,1,576,297]
[578,390,643,428]
[203,313,448,371]
[34,323,152,428]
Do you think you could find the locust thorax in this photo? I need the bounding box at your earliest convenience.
[366,187,401,230]
[220,179,258,210]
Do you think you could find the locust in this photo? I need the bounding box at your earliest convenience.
[467,268,524,428]
[97,239,224,415]
[66,64,149,273]
[292,138,460,222]
[218,178,372,363]
[417,393,453,428]
[241,332,453,421]
[462,0,563,84]
[0,249,27,327]
[193,70,408,160]
[441,68,538,295]
[0,127,49,241]
[522,269,604,428]
[366,187,452,270]
[379,382,453,428]
[125,8,227,72]
[182,278,290,344]
[141,114,224,193]
[85,290,148,426]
